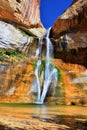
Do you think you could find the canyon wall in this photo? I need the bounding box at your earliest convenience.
[51,0,87,66]
[0,0,45,49]
[0,0,41,28]
[0,0,45,37]
[51,0,87,39]
[0,58,87,106]
[0,61,34,103]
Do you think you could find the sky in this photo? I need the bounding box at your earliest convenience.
[40,0,73,29]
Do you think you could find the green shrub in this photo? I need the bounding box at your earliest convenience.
[0,48,25,61]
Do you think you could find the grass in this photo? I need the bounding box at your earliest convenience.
[0,48,26,62]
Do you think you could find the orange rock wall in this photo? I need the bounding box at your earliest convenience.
[0,60,34,103]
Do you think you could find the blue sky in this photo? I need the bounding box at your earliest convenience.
[40,0,73,29]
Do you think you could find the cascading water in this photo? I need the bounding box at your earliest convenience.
[40,28,58,103]
[35,38,42,58]
[35,60,41,101]
[28,28,58,104]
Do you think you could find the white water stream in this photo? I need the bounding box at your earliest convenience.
[28,28,58,104]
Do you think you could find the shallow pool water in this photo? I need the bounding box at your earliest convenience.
[0,104,87,130]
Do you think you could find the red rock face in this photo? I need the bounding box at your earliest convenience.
[51,0,87,39]
[0,0,42,28]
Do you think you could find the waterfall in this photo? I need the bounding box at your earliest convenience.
[35,38,42,58]
[40,28,58,103]
[28,28,58,104]
[35,60,41,101]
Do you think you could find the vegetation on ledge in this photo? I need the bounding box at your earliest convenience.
[0,48,27,63]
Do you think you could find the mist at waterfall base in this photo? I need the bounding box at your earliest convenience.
[40,0,73,28]
[27,28,58,104]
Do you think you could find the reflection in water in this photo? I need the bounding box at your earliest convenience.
[35,105,47,117]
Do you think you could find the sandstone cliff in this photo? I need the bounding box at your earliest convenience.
[0,0,41,28]
[51,0,87,66]
[0,0,45,37]
[51,0,87,38]
[0,0,45,50]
